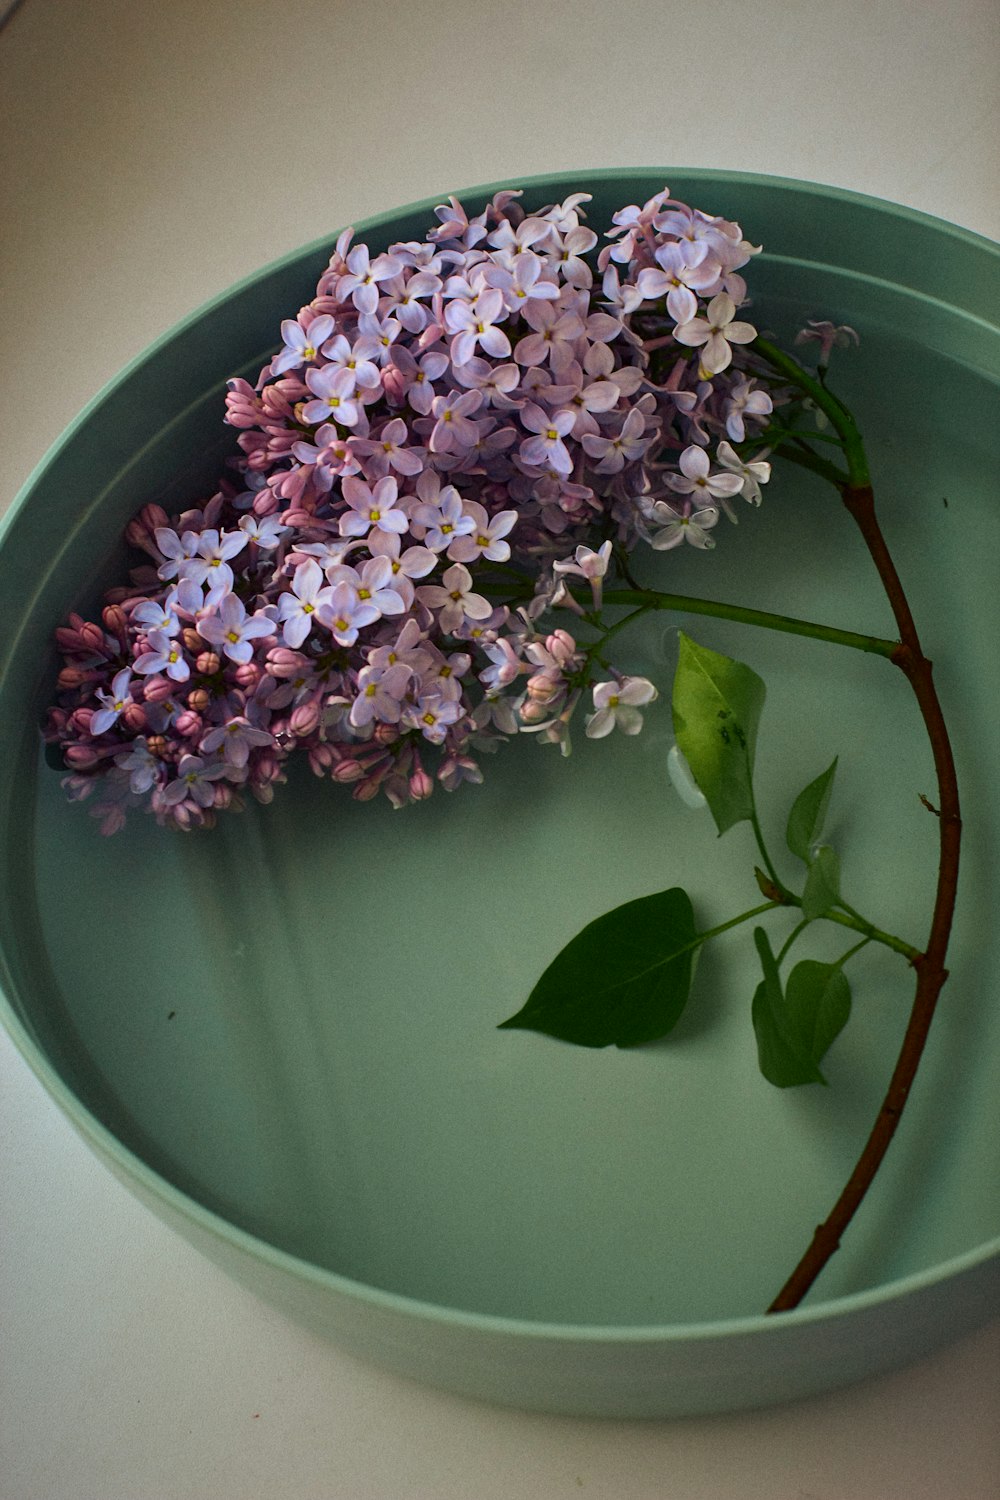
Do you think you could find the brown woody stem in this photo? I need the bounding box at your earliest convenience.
[767,482,962,1311]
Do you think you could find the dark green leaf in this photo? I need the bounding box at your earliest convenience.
[753,953,852,1088]
[499,888,698,1049]
[801,844,841,920]
[786,757,838,863]
[671,633,766,836]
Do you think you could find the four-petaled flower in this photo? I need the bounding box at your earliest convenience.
[674,292,757,375]
[584,676,658,738]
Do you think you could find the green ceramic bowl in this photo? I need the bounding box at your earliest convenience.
[1,171,998,1418]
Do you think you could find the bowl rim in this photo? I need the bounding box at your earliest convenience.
[2,167,998,1343]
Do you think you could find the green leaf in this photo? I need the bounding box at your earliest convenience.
[752,949,852,1088]
[786,757,838,862]
[801,844,841,920]
[671,633,766,836]
[498,888,698,1049]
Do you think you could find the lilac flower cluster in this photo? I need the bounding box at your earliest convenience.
[46,186,776,833]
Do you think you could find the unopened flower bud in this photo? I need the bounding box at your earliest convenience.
[409,765,434,800]
[68,708,94,734]
[186,688,210,713]
[195,651,221,676]
[121,702,148,732]
[308,743,335,774]
[65,744,99,769]
[373,722,400,747]
[182,627,203,653]
[146,735,168,758]
[175,710,202,738]
[332,756,365,784]
[233,662,261,690]
[80,621,107,653]
[213,783,234,810]
[141,673,173,702]
[102,605,129,643]
[290,700,320,738]
[266,647,308,678]
[353,772,384,802]
[519,698,552,724]
[58,666,91,690]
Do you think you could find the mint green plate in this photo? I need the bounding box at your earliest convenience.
[1,172,997,1418]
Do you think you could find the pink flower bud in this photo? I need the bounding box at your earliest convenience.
[65,744,99,769]
[98,805,127,836]
[187,688,210,714]
[213,783,234,810]
[80,622,107,653]
[332,757,365,784]
[68,708,94,734]
[102,605,129,643]
[195,652,221,676]
[141,674,174,702]
[373,722,401,746]
[233,662,261,691]
[409,765,434,800]
[353,772,384,802]
[58,666,91,690]
[182,628,203,653]
[308,743,334,775]
[290,700,321,738]
[519,698,552,724]
[266,647,309,679]
[546,629,577,666]
[175,710,202,738]
[121,702,148,732]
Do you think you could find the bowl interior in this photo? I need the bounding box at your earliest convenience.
[1,173,998,1329]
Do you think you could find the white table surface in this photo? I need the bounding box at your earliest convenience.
[2,2,998,1495]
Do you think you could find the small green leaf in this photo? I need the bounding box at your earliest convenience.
[499,888,698,1049]
[752,954,852,1088]
[672,633,766,836]
[786,757,838,862]
[801,844,841,920]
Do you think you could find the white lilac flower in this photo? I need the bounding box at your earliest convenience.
[161,754,228,808]
[196,592,274,664]
[666,445,745,504]
[154,526,199,582]
[319,332,382,392]
[715,441,772,508]
[302,364,362,428]
[238,513,290,549]
[114,737,161,794]
[270,315,336,375]
[411,481,476,553]
[445,286,512,367]
[339,475,409,538]
[325,556,406,622]
[518,403,576,475]
[724,378,773,443]
[417,563,493,633]
[580,408,652,474]
[133,629,191,682]
[276,559,335,649]
[445,503,517,564]
[553,540,613,609]
[635,240,718,325]
[647,499,720,551]
[91,668,135,735]
[199,716,274,768]
[404,692,464,745]
[673,292,757,376]
[348,662,412,729]
[584,676,658,739]
[179,529,249,602]
[513,297,586,368]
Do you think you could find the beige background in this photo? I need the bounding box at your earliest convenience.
[2,1,999,1496]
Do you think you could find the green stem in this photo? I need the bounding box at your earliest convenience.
[820,906,921,963]
[687,900,782,958]
[753,335,870,488]
[776,917,811,966]
[601,588,898,659]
